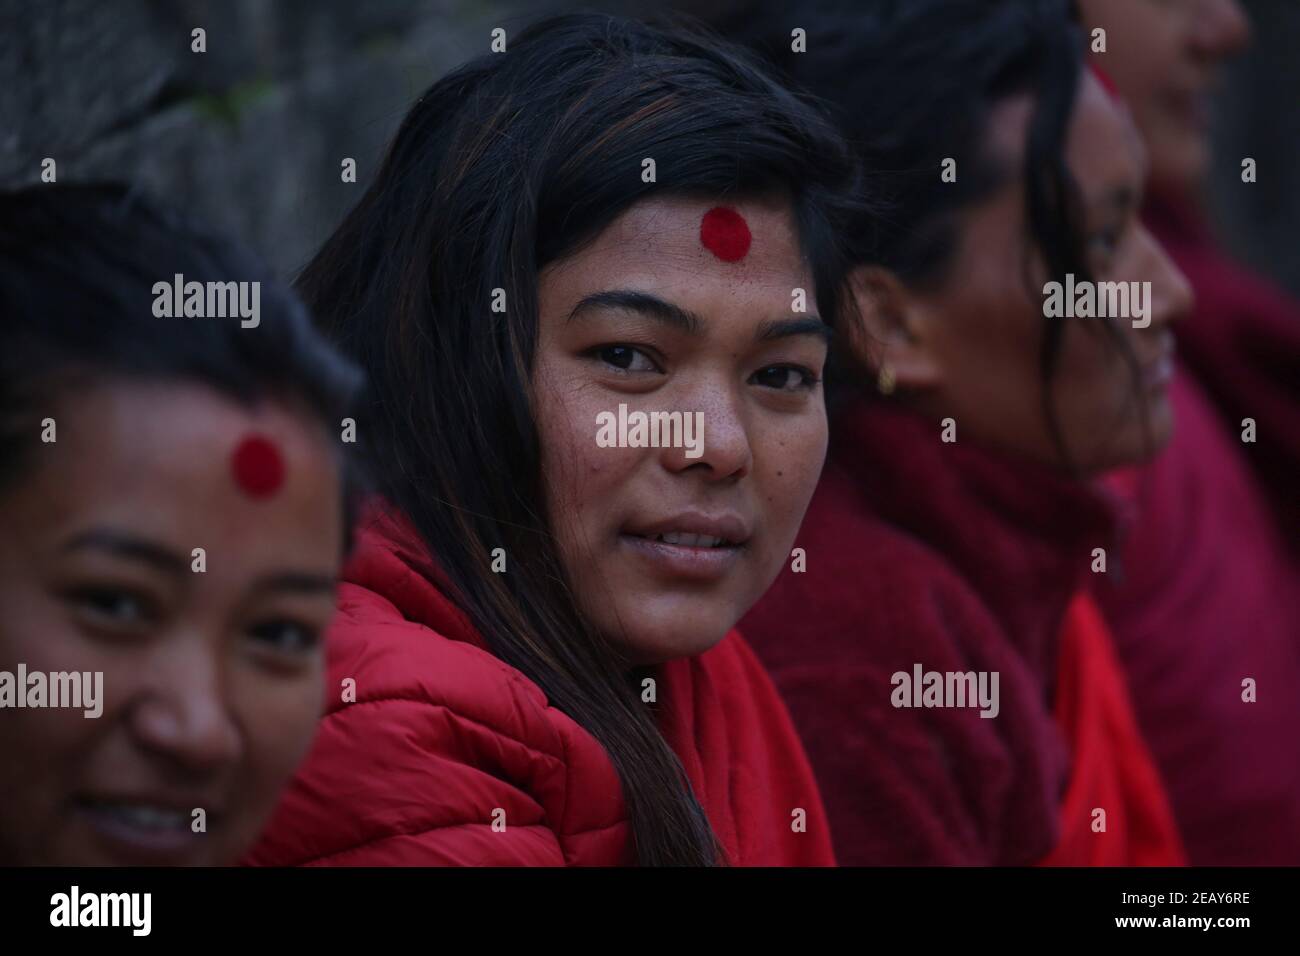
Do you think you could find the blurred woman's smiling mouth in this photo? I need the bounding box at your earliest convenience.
[73,788,223,864]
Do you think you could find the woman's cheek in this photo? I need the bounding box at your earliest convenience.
[1063,329,1132,429]
[783,404,829,500]
[240,661,324,768]
[762,407,828,543]
[534,364,603,504]
[542,420,594,515]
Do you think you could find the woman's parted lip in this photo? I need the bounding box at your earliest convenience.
[74,792,220,863]
[77,790,225,815]
[1141,354,1176,391]
[618,531,745,583]
[75,791,223,834]
[620,511,752,548]
[1138,336,1177,391]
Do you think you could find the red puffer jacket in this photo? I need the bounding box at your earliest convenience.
[243,507,834,866]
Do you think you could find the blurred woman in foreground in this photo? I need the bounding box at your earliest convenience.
[0,184,360,865]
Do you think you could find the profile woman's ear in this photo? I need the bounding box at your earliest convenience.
[846,265,945,394]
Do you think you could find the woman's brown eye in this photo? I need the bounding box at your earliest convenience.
[600,345,634,369]
[752,365,816,391]
[594,345,657,372]
[249,619,321,654]
[72,588,150,624]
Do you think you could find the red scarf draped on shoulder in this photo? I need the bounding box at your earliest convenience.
[1038,593,1185,866]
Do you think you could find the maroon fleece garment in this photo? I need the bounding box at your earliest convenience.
[741,399,1129,865]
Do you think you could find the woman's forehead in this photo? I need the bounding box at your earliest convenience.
[566,196,806,281]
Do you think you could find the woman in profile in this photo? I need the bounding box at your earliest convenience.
[1077,0,1300,865]
[730,0,1194,865]
[245,14,860,866]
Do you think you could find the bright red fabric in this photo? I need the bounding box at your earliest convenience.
[1037,593,1186,867]
[243,506,835,867]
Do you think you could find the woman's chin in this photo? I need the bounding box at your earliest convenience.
[1118,396,1176,467]
[603,605,736,668]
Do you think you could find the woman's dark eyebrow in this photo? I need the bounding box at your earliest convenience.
[62,529,186,577]
[756,317,830,343]
[567,289,702,335]
[567,291,828,343]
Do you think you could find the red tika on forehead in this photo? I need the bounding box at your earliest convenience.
[231,434,285,499]
[700,206,752,262]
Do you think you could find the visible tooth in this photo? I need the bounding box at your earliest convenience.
[645,531,731,547]
[662,532,703,547]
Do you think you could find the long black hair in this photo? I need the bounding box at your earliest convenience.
[717,0,1143,464]
[297,12,861,865]
[0,183,362,514]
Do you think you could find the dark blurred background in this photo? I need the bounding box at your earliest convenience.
[2,0,1296,294]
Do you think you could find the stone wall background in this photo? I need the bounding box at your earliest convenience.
[1,0,1296,294]
[0,0,548,277]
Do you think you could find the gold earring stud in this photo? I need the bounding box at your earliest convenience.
[877,363,896,396]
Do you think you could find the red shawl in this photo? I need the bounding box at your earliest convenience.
[1038,593,1186,866]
